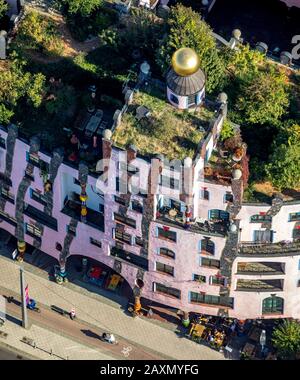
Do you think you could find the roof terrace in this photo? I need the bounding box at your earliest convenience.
[112,81,214,161]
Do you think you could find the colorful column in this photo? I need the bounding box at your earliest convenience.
[17,241,26,263]
[80,183,88,223]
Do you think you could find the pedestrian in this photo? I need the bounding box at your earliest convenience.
[70,307,76,320]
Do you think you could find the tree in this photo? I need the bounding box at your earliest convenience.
[272,320,300,360]
[64,0,102,16]
[266,124,300,190]
[0,53,45,124]
[235,65,289,125]
[156,4,225,93]
[0,0,8,18]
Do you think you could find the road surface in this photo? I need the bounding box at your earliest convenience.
[3,295,164,360]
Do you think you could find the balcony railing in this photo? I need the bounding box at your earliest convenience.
[156,206,228,237]
[238,240,300,256]
[61,199,104,232]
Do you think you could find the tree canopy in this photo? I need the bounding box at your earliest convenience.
[0,0,8,18]
[266,123,300,190]
[63,0,102,16]
[0,54,46,124]
[156,4,225,93]
[272,320,300,360]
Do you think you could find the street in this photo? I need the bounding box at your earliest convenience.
[3,294,161,360]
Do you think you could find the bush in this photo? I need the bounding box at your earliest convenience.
[272,320,300,360]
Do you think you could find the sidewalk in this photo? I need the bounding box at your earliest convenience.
[0,319,115,360]
[0,255,226,360]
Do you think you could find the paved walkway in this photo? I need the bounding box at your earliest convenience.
[0,255,226,360]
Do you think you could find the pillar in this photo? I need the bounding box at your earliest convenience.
[17,241,26,262]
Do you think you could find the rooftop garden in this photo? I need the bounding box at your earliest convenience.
[112,84,213,160]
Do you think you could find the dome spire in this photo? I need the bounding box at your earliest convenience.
[171,47,200,76]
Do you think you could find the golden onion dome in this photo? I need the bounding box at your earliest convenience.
[171,47,200,76]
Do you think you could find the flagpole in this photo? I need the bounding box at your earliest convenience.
[20,267,29,329]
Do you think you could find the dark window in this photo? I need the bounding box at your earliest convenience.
[200,238,215,255]
[253,230,273,243]
[0,187,14,204]
[115,195,126,206]
[73,178,81,186]
[0,173,12,187]
[224,192,233,203]
[170,94,179,105]
[200,188,209,200]
[24,168,34,181]
[154,283,181,299]
[30,189,48,206]
[293,226,300,239]
[262,296,283,315]
[187,94,197,106]
[119,162,139,174]
[160,175,180,190]
[114,228,132,245]
[156,262,174,276]
[26,152,49,173]
[111,246,148,270]
[114,213,136,228]
[190,292,234,308]
[157,227,177,242]
[0,210,17,227]
[290,212,300,221]
[90,237,102,248]
[131,199,143,213]
[159,247,175,259]
[24,204,58,231]
[26,223,42,240]
[250,214,272,223]
[209,209,229,221]
[201,257,220,269]
[193,274,206,283]
[0,136,6,149]
[135,236,144,247]
[116,177,127,194]
[210,276,226,286]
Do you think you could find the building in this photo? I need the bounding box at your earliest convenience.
[0,48,300,321]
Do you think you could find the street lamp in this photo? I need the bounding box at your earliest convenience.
[260,329,266,354]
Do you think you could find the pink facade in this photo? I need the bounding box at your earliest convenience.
[280,0,300,7]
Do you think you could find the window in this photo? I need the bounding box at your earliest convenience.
[24,204,58,231]
[193,274,206,283]
[131,199,143,213]
[73,178,81,186]
[250,214,272,223]
[119,162,139,174]
[0,210,17,227]
[116,177,127,194]
[159,247,175,259]
[253,230,273,243]
[200,188,209,200]
[200,238,215,255]
[156,262,174,276]
[0,136,6,149]
[135,236,144,247]
[201,257,220,269]
[209,209,229,221]
[157,227,177,243]
[0,187,14,203]
[114,228,132,245]
[170,94,179,105]
[24,168,34,181]
[293,224,300,240]
[26,152,49,173]
[111,247,148,270]
[114,213,136,228]
[154,283,181,299]
[190,292,234,308]
[210,275,226,286]
[262,296,283,315]
[160,175,180,190]
[187,94,197,106]
[26,223,42,239]
[224,192,233,203]
[30,189,48,206]
[290,212,300,221]
[115,195,126,206]
[90,237,102,248]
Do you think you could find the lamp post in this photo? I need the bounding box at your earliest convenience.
[20,267,29,329]
[260,329,266,357]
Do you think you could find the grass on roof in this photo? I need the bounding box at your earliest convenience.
[112,85,213,160]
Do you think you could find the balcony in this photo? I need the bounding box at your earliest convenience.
[237,262,285,275]
[156,206,229,237]
[236,279,284,292]
[238,240,300,257]
[61,199,104,232]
